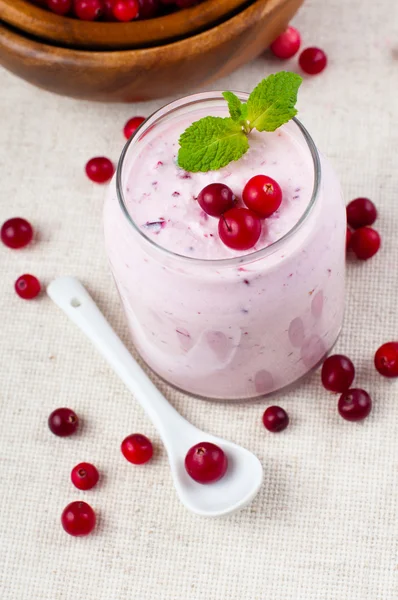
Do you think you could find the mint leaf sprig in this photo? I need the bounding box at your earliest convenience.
[177,72,302,173]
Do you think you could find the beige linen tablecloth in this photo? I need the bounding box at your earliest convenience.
[1,0,398,597]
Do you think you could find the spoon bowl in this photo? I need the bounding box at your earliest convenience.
[47,277,263,517]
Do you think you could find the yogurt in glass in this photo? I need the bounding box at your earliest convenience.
[104,91,346,399]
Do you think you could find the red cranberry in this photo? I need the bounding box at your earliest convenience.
[15,274,41,300]
[48,408,79,437]
[299,47,327,75]
[346,227,352,250]
[102,0,116,18]
[61,501,96,536]
[123,116,146,139]
[242,174,282,218]
[197,183,235,217]
[218,208,261,251]
[346,198,377,229]
[74,0,103,20]
[270,26,301,59]
[175,0,198,6]
[262,406,289,432]
[350,227,380,260]
[71,462,99,490]
[321,354,355,393]
[137,0,159,17]
[1,217,33,249]
[113,0,139,20]
[85,157,114,183]
[185,442,228,484]
[374,342,398,378]
[121,433,153,464]
[338,389,372,422]
[47,0,72,14]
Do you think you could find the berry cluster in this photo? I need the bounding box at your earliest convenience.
[346,197,381,260]
[30,0,203,21]
[270,26,327,75]
[197,174,282,251]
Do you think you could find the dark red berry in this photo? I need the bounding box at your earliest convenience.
[102,0,116,18]
[242,174,282,218]
[346,227,352,250]
[1,217,33,249]
[113,0,139,20]
[218,207,261,251]
[85,157,114,183]
[338,389,372,422]
[74,0,103,20]
[262,406,289,432]
[321,354,355,392]
[299,47,327,75]
[185,442,228,484]
[270,26,301,59]
[47,0,72,14]
[121,433,153,464]
[14,274,41,300]
[175,0,198,6]
[346,198,377,229]
[197,183,235,217]
[350,227,380,260]
[48,408,79,437]
[374,342,398,378]
[61,501,96,536]
[71,462,99,490]
[137,0,159,18]
[123,116,146,139]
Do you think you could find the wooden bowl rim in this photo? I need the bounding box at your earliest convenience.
[0,0,251,49]
[0,0,285,64]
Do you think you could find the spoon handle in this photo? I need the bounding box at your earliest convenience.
[47,277,188,442]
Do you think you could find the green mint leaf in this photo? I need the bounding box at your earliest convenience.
[222,91,245,123]
[177,116,249,173]
[246,71,303,132]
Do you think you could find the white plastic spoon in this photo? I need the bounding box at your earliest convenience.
[47,277,263,517]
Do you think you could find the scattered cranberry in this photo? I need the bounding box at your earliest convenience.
[218,208,262,251]
[270,26,301,59]
[1,217,33,249]
[71,462,99,490]
[242,174,282,218]
[262,406,289,432]
[346,227,352,250]
[346,198,377,229]
[74,0,103,20]
[374,342,398,378]
[14,274,41,300]
[121,433,153,464]
[299,47,327,75]
[321,354,355,393]
[350,227,380,260]
[123,116,146,139]
[48,408,79,437]
[197,183,235,217]
[113,0,139,20]
[85,157,114,183]
[185,442,228,484]
[138,0,159,17]
[47,0,72,14]
[61,501,96,536]
[338,389,372,422]
[175,0,198,6]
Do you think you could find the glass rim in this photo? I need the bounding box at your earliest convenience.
[116,91,321,268]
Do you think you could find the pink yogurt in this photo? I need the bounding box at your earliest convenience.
[104,92,346,399]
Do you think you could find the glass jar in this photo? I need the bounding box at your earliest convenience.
[104,92,346,399]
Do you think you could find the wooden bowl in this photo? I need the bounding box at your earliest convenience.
[0,0,250,50]
[0,0,304,102]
